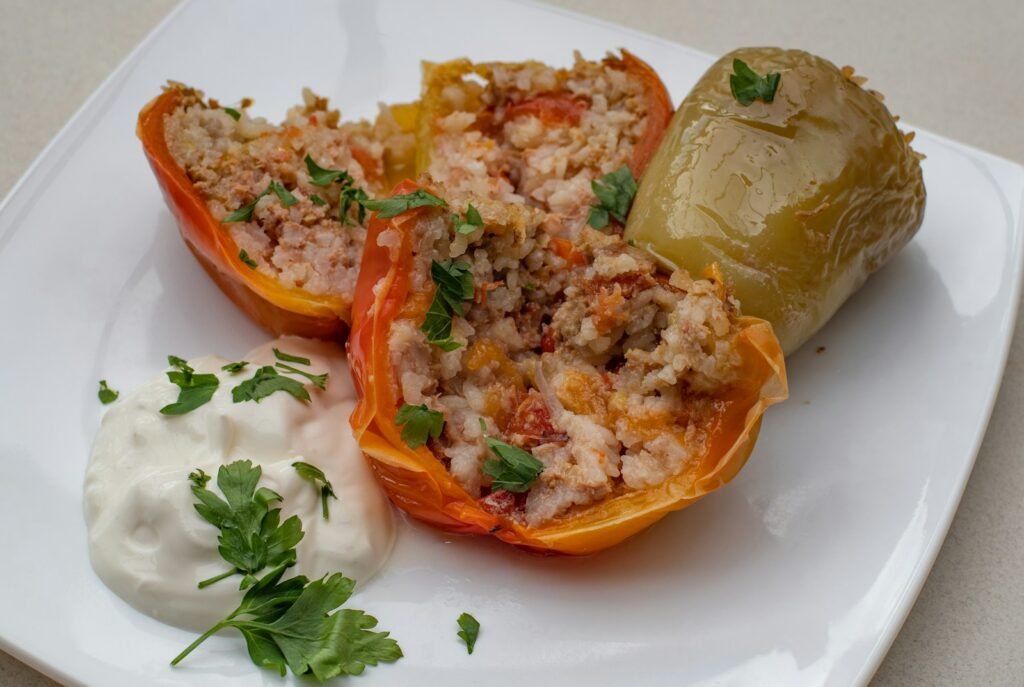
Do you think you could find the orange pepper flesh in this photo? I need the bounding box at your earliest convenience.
[348,181,789,555]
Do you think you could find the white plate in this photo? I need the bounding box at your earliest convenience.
[1,0,1022,685]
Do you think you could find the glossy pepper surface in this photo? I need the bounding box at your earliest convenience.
[348,181,788,555]
[625,47,926,354]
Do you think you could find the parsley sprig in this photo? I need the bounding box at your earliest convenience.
[189,460,304,589]
[421,259,474,351]
[729,58,781,106]
[172,561,402,679]
[395,403,445,449]
[175,462,403,678]
[587,166,638,229]
[479,419,544,493]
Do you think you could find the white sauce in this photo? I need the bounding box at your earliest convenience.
[84,337,394,631]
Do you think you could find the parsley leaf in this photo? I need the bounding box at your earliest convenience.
[304,155,353,187]
[453,204,483,235]
[160,356,219,415]
[172,569,402,680]
[222,360,249,374]
[729,58,781,106]
[239,249,258,269]
[431,260,474,316]
[587,166,637,229]
[276,363,328,390]
[309,194,326,206]
[362,189,446,218]
[273,348,311,365]
[232,366,311,404]
[224,107,241,121]
[292,461,337,520]
[394,403,445,449]
[420,259,474,350]
[340,185,369,226]
[189,460,305,589]
[269,180,298,208]
[456,613,480,654]
[97,379,119,404]
[224,187,271,223]
[480,420,544,493]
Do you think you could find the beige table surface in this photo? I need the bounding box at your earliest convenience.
[2,1,1022,685]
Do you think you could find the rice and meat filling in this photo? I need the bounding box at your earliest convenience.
[163,85,413,299]
[388,199,744,528]
[422,53,660,237]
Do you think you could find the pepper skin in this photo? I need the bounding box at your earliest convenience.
[348,181,788,555]
[625,48,926,354]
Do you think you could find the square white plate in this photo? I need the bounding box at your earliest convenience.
[1,1,1022,685]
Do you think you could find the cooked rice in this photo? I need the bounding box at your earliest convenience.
[163,85,413,299]
[422,53,656,237]
[387,197,743,527]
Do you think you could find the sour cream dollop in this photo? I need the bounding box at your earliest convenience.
[84,337,394,631]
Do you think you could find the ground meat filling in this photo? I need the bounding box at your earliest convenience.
[424,54,653,237]
[163,86,413,299]
[388,200,744,528]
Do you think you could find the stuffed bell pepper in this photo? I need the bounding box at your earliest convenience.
[137,83,417,338]
[416,51,672,237]
[348,181,788,554]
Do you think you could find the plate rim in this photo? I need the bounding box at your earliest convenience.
[1,1,1022,685]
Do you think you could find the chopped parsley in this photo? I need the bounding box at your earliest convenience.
[309,194,327,206]
[302,155,368,225]
[456,613,480,655]
[394,403,445,449]
[453,204,483,235]
[419,259,474,350]
[221,360,249,374]
[273,348,311,366]
[275,363,328,390]
[223,107,241,121]
[479,419,544,493]
[239,250,258,269]
[223,187,270,223]
[304,155,353,187]
[188,460,304,589]
[587,166,638,229]
[231,366,310,404]
[361,189,446,219]
[268,180,298,208]
[729,58,781,106]
[97,379,119,405]
[292,461,337,520]
[160,356,219,415]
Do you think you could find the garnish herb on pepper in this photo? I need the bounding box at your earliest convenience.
[729,58,781,106]
[587,166,637,229]
[395,404,445,449]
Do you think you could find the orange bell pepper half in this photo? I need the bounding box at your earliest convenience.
[348,181,789,555]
